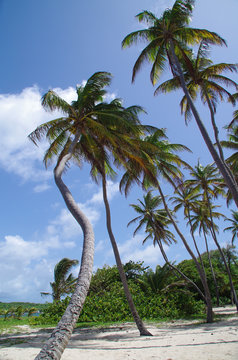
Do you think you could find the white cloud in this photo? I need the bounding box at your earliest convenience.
[118,234,166,265]
[0,85,118,188]
[0,235,58,302]
[0,85,76,184]
[87,180,119,205]
[33,182,51,193]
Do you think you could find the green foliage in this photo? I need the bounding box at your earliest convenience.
[0,302,43,321]
[33,263,204,325]
[178,248,238,303]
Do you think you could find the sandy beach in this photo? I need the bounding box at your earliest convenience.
[0,306,237,360]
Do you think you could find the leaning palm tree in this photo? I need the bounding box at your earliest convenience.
[129,191,205,299]
[155,40,238,164]
[224,210,238,245]
[120,131,214,322]
[227,93,238,128]
[186,162,238,309]
[189,201,222,306]
[73,101,153,336]
[29,72,133,359]
[41,258,79,301]
[220,126,238,204]
[171,184,204,266]
[122,0,238,207]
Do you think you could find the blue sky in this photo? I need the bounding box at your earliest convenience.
[0,0,237,303]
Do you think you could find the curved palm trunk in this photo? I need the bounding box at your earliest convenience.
[169,39,238,208]
[102,174,152,336]
[203,89,225,163]
[156,181,213,322]
[206,194,238,310]
[35,133,95,360]
[202,227,220,307]
[187,208,206,273]
[204,89,237,183]
[156,237,205,301]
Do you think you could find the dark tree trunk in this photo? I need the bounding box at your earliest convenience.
[35,133,95,359]
[205,191,238,310]
[156,181,213,322]
[169,39,238,208]
[156,237,205,301]
[203,228,220,307]
[102,174,152,336]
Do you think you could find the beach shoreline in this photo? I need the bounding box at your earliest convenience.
[0,306,237,360]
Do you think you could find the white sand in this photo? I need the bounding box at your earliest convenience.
[0,306,237,360]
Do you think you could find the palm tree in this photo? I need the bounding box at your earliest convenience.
[227,92,238,128]
[155,40,238,164]
[220,126,238,204]
[139,264,180,294]
[29,72,131,359]
[120,131,214,322]
[186,162,238,309]
[189,201,222,306]
[122,0,238,207]
[129,191,205,299]
[82,102,153,336]
[171,184,206,273]
[224,210,238,245]
[41,258,79,301]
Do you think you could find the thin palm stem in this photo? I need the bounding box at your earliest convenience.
[202,226,220,307]
[205,192,238,310]
[155,180,213,322]
[169,39,238,208]
[102,173,152,336]
[35,132,94,360]
[156,236,205,300]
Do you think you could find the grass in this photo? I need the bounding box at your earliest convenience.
[1,306,236,335]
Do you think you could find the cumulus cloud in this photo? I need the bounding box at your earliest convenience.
[118,234,167,265]
[0,85,119,187]
[0,235,60,302]
[87,180,119,205]
[0,85,76,183]
[33,182,51,193]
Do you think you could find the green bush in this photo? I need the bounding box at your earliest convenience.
[33,280,204,325]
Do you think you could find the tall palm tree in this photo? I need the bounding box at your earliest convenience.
[189,201,222,306]
[224,210,238,245]
[129,191,205,299]
[155,40,238,164]
[41,258,79,301]
[81,103,153,336]
[171,184,205,269]
[186,162,238,309]
[227,92,238,128]
[139,264,179,294]
[120,131,214,322]
[122,0,238,207]
[29,72,135,359]
[220,126,238,204]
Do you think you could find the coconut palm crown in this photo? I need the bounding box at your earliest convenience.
[122,0,226,85]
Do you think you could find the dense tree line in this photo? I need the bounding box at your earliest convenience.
[31,252,238,325]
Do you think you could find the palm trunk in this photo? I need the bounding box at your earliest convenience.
[35,132,95,360]
[187,208,206,273]
[202,227,220,307]
[203,88,225,163]
[156,180,213,322]
[156,237,205,301]
[102,174,152,336]
[206,194,238,310]
[203,89,237,184]
[169,39,238,208]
